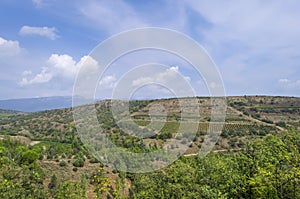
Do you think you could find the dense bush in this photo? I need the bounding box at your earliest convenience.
[73,158,84,167]
[21,150,39,164]
[261,118,274,124]
[130,130,300,198]
[59,160,67,167]
[89,157,100,163]
[276,121,286,128]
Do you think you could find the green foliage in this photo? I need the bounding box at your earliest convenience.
[89,157,100,163]
[157,131,172,141]
[59,160,67,167]
[80,174,87,198]
[276,121,286,128]
[48,174,58,190]
[33,141,74,160]
[54,181,86,199]
[261,118,274,124]
[91,165,112,199]
[0,138,88,199]
[0,161,46,198]
[21,150,39,164]
[73,158,84,167]
[130,130,300,198]
[0,96,299,198]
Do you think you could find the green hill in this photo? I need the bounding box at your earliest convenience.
[0,96,299,198]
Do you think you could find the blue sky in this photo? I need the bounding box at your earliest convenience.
[0,0,300,100]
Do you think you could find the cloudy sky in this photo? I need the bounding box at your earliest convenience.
[0,0,299,100]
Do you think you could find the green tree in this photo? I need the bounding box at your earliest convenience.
[91,165,112,199]
[55,181,84,199]
[48,174,58,190]
[21,150,39,164]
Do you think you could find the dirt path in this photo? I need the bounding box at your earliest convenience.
[0,135,40,146]
[183,148,243,157]
[227,106,285,131]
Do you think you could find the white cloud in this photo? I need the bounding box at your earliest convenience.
[99,65,194,100]
[187,0,300,49]
[79,0,147,33]
[76,0,191,35]
[0,37,21,57]
[279,79,290,83]
[77,55,99,73]
[278,78,300,93]
[99,75,117,89]
[19,26,59,40]
[32,0,54,8]
[132,66,189,86]
[47,54,78,77]
[185,0,300,95]
[32,0,43,7]
[19,54,98,86]
[19,67,52,86]
[22,70,32,76]
[130,66,193,98]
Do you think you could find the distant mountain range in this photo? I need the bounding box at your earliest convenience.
[0,109,24,114]
[0,96,73,112]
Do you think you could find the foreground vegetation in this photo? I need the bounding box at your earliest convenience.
[130,130,300,198]
[0,130,299,198]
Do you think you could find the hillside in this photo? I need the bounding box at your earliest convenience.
[0,96,299,198]
[0,96,298,150]
[0,109,25,119]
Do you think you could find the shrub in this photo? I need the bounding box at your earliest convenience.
[221,130,229,138]
[38,154,43,160]
[89,158,100,164]
[258,130,268,136]
[243,110,250,116]
[48,174,58,189]
[73,158,84,167]
[21,150,39,164]
[252,114,261,119]
[158,132,172,141]
[262,119,274,124]
[276,121,286,128]
[59,160,67,167]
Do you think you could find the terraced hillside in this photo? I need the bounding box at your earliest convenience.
[0,96,299,198]
[0,96,298,153]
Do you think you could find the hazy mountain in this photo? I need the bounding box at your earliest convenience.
[0,96,73,112]
[0,109,25,114]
